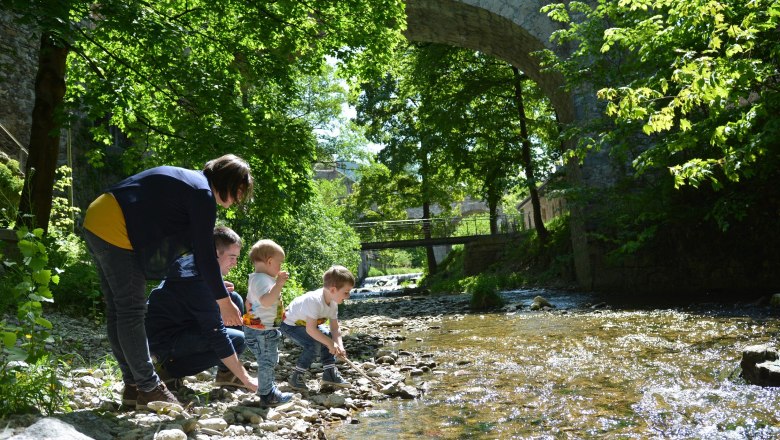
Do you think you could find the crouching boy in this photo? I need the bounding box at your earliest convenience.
[279,265,355,391]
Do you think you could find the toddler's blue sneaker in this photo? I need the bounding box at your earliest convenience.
[260,387,293,407]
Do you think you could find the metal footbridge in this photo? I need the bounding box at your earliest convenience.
[352,215,523,250]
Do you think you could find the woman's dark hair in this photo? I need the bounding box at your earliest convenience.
[203,154,253,204]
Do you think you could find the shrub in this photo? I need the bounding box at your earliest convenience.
[0,356,69,416]
[0,227,69,416]
[47,234,102,317]
[367,267,385,277]
[0,153,23,228]
[464,274,505,310]
[384,267,422,275]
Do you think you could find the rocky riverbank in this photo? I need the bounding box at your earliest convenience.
[2,294,474,440]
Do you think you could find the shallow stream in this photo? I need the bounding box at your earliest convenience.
[330,289,780,439]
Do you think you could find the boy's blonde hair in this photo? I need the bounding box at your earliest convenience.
[323,265,355,288]
[249,239,285,263]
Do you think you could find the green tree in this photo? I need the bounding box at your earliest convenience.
[541,0,780,225]
[355,46,464,274]
[345,160,418,224]
[405,44,559,238]
[231,178,360,292]
[2,0,406,229]
[355,43,560,246]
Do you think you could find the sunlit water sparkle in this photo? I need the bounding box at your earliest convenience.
[330,289,780,439]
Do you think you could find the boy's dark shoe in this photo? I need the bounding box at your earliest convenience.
[121,383,138,406]
[259,387,293,407]
[322,368,352,389]
[214,369,248,390]
[136,382,180,410]
[288,371,309,392]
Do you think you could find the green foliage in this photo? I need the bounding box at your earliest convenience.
[463,275,505,311]
[46,234,102,317]
[353,43,560,228]
[344,161,424,228]
[384,266,422,276]
[0,355,69,416]
[414,45,559,215]
[47,166,80,237]
[4,0,406,226]
[367,267,385,277]
[0,153,23,228]
[498,215,573,285]
[542,0,780,230]
[230,179,360,294]
[354,45,466,219]
[1,228,58,362]
[0,227,68,416]
[372,248,413,272]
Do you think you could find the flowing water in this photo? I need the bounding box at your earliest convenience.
[330,289,780,439]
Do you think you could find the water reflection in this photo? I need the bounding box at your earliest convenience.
[331,290,780,439]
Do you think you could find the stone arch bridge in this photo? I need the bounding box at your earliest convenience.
[405,0,579,124]
[403,0,599,287]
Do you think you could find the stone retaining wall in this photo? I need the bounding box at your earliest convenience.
[463,234,525,276]
[0,13,39,168]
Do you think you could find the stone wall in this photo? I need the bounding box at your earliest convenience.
[0,13,39,169]
[0,12,106,214]
[463,234,521,276]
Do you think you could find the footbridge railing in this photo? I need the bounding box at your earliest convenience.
[352,214,524,250]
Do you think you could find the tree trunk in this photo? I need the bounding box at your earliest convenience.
[419,153,437,275]
[512,66,548,242]
[488,186,499,235]
[17,33,68,232]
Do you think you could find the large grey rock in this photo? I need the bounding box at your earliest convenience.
[530,295,553,311]
[9,417,95,440]
[740,344,780,386]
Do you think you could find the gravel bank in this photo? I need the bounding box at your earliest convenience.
[2,294,473,439]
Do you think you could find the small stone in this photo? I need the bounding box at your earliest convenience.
[154,429,186,440]
[324,394,347,408]
[329,408,350,419]
[197,417,228,431]
[146,401,185,415]
[77,376,103,388]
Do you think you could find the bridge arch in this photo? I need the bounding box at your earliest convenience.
[403,0,595,287]
[404,0,576,124]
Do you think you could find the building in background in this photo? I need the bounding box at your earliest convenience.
[516,181,566,229]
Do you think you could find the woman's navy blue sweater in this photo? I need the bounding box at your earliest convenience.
[109,166,228,300]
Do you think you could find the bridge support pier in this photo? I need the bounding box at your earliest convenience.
[358,251,369,283]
